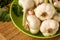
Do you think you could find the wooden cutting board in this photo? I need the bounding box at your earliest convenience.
[0,21,60,40]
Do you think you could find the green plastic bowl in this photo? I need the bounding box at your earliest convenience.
[10,0,60,38]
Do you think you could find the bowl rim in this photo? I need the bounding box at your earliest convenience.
[10,0,60,38]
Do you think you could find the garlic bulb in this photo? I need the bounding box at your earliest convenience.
[34,3,56,21]
[18,0,34,10]
[33,0,44,6]
[53,13,60,22]
[27,15,41,29]
[27,15,41,34]
[40,20,59,36]
[54,1,60,8]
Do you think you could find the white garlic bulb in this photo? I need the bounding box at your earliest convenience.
[34,3,56,21]
[33,0,44,6]
[27,15,41,34]
[27,15,41,29]
[40,20,59,36]
[53,13,60,22]
[18,0,34,10]
[54,1,60,8]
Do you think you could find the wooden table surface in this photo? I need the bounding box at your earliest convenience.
[0,21,60,40]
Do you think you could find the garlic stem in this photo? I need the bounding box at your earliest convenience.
[44,0,48,3]
[23,10,27,26]
[49,0,53,4]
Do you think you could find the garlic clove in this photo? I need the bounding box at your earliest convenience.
[54,1,60,8]
[53,13,60,22]
[34,3,56,21]
[40,20,59,36]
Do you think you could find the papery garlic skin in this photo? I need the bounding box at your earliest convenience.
[53,13,60,22]
[27,15,41,34]
[40,20,59,36]
[54,1,60,8]
[24,21,30,31]
[34,3,56,21]
[18,0,34,10]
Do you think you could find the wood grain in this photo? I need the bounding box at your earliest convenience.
[0,21,60,40]
[0,33,6,40]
